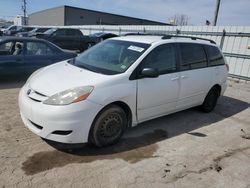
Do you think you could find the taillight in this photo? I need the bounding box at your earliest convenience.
[225,64,229,72]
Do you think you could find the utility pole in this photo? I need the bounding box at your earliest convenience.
[22,0,27,25]
[213,0,221,26]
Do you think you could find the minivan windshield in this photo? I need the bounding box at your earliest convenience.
[74,40,150,75]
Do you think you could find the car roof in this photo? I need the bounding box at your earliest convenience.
[112,34,217,47]
[0,36,48,42]
[113,35,163,44]
[0,36,64,51]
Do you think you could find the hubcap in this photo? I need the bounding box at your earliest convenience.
[98,113,122,139]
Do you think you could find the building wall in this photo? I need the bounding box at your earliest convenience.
[65,6,167,25]
[29,7,65,26]
[29,6,168,26]
[14,16,28,26]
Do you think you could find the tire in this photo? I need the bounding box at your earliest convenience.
[201,87,220,113]
[89,105,127,147]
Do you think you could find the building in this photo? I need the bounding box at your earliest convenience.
[29,6,169,26]
[14,15,28,26]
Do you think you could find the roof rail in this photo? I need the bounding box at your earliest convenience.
[123,32,216,44]
[162,35,216,44]
[123,32,167,37]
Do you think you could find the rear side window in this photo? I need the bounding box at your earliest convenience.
[179,43,207,70]
[75,30,83,36]
[0,41,13,51]
[65,29,82,36]
[52,29,66,37]
[0,41,14,55]
[205,45,225,66]
[66,29,76,36]
[143,44,177,74]
[26,42,54,55]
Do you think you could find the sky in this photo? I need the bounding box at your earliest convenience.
[0,0,249,26]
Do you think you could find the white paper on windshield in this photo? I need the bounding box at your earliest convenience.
[128,45,144,52]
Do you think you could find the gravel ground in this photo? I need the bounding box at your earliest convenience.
[0,79,249,188]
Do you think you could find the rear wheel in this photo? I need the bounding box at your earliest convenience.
[89,105,127,147]
[201,87,220,113]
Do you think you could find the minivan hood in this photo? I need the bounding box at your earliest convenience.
[29,61,110,96]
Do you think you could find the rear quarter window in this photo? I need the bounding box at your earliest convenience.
[205,45,225,66]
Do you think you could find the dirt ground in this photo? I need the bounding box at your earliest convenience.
[0,78,249,188]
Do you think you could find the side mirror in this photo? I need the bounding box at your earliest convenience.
[140,68,159,78]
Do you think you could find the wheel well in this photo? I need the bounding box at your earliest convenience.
[88,101,132,143]
[212,84,222,95]
[108,101,133,128]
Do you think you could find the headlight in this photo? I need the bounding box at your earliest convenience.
[43,86,94,105]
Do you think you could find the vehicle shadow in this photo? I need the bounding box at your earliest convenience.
[46,95,249,153]
[0,76,27,89]
[22,95,249,175]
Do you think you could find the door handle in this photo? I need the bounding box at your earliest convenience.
[171,77,179,81]
[181,75,188,79]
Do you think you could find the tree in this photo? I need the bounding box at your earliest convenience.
[169,14,189,26]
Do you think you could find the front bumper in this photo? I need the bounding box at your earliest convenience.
[221,79,227,96]
[19,84,103,144]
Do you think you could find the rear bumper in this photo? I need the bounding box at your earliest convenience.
[19,84,103,143]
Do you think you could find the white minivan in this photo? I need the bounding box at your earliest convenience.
[19,34,228,147]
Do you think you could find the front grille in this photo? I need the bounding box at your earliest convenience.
[29,120,43,130]
[27,89,48,102]
[34,91,47,97]
[29,97,41,102]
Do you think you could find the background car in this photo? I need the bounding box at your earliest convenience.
[0,36,77,77]
[36,28,92,52]
[28,27,51,37]
[16,27,51,37]
[89,32,118,46]
[13,27,35,36]
[2,25,22,36]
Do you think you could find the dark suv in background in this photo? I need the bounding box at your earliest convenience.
[36,28,92,52]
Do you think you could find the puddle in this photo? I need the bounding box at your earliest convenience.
[22,129,168,175]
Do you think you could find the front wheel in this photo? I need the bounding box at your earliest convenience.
[201,87,220,113]
[89,105,127,147]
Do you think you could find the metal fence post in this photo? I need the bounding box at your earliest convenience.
[176,29,181,35]
[119,27,121,35]
[220,29,226,49]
